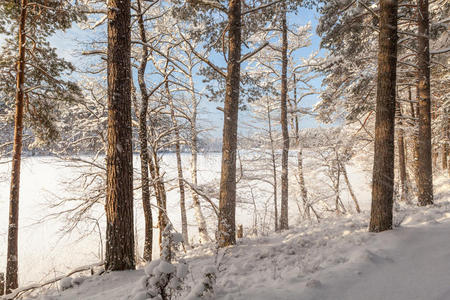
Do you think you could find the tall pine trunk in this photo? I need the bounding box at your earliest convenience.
[416,0,433,206]
[105,0,135,271]
[136,0,153,262]
[6,0,27,292]
[218,0,241,247]
[369,0,398,232]
[279,5,290,230]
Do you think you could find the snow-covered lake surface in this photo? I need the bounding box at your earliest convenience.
[1,152,369,286]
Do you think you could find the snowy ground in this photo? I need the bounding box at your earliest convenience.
[10,173,449,300]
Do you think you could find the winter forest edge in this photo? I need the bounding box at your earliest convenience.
[0,0,449,299]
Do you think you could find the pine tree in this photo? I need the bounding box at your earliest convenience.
[369,0,398,232]
[0,0,82,292]
[105,0,135,271]
[416,0,434,206]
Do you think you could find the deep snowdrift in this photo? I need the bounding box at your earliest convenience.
[10,175,450,300]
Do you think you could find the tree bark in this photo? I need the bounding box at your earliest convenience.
[166,81,189,246]
[0,272,4,296]
[6,0,27,292]
[218,0,241,247]
[105,0,135,271]
[136,0,153,262]
[416,0,433,206]
[369,0,398,232]
[396,101,409,202]
[279,5,290,230]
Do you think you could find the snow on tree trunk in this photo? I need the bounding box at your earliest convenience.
[105,0,135,271]
[6,0,27,292]
[279,5,290,230]
[369,0,398,232]
[417,0,434,206]
[136,0,153,262]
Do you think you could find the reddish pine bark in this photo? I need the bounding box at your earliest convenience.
[6,0,27,292]
[369,0,398,232]
[218,0,241,247]
[105,0,135,271]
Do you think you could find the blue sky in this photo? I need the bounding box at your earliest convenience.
[48,6,324,137]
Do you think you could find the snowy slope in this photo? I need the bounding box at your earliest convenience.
[11,175,450,300]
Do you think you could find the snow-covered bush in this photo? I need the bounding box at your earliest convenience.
[59,277,73,291]
[132,224,188,300]
[185,266,217,300]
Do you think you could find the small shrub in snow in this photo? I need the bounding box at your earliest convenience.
[186,266,217,300]
[59,277,73,291]
[132,224,188,300]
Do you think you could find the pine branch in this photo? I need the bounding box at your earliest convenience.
[239,42,269,63]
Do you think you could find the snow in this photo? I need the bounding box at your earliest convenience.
[27,174,449,300]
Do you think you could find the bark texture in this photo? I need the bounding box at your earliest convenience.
[6,0,27,292]
[280,6,290,230]
[369,0,398,232]
[416,0,433,206]
[105,0,135,271]
[0,272,4,296]
[218,0,241,247]
[136,0,153,262]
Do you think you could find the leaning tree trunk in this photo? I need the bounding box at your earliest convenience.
[340,162,361,213]
[279,5,290,230]
[105,0,135,271]
[6,0,27,292]
[166,81,189,246]
[396,101,409,202]
[218,0,241,247]
[136,0,152,262]
[369,0,398,232]
[188,73,211,243]
[151,148,168,251]
[416,0,433,206]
